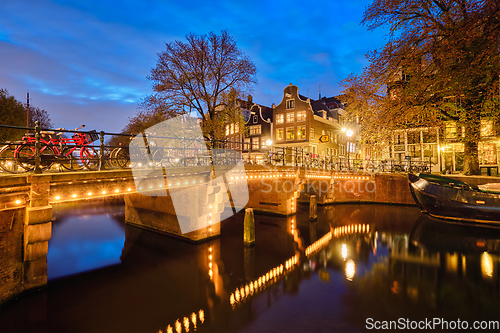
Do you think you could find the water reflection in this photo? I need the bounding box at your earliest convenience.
[49,202,125,279]
[1,204,500,332]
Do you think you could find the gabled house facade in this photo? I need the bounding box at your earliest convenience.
[271,83,357,161]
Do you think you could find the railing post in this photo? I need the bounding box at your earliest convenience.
[34,121,42,174]
[99,131,106,171]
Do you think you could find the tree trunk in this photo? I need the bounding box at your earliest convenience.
[462,104,480,175]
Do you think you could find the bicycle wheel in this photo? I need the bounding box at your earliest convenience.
[16,144,55,171]
[0,144,25,173]
[113,148,130,168]
[81,147,99,171]
[60,147,84,171]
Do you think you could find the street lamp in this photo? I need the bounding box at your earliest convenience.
[265,139,273,164]
[343,128,354,171]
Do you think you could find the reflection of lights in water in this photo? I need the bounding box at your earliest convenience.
[230,254,299,307]
[175,319,181,333]
[183,317,190,332]
[481,252,494,278]
[391,281,399,294]
[199,310,204,324]
[167,325,173,333]
[345,259,355,281]
[191,312,197,331]
[342,244,347,260]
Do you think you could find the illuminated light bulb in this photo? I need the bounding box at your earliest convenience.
[138,163,142,167]
[55,196,60,200]
[367,225,370,232]
[266,272,269,281]
[185,181,188,185]
[102,190,106,194]
[199,180,203,183]
[88,192,92,196]
[149,185,153,189]
[209,254,212,260]
[139,187,143,190]
[193,181,196,184]
[209,227,212,232]
[254,280,258,290]
[245,284,249,295]
[230,293,235,306]
[240,287,245,298]
[362,225,366,232]
[127,188,131,191]
[15,200,21,205]
[209,262,212,268]
[115,189,119,193]
[177,183,180,186]
[209,247,212,252]
[72,194,77,198]
[235,289,240,302]
[168,184,172,187]
[159,185,162,188]
[258,277,262,285]
[183,317,190,332]
[209,269,213,278]
[249,283,254,294]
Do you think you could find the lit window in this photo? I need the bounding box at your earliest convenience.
[249,125,261,135]
[286,99,295,109]
[235,123,239,133]
[276,114,284,124]
[230,123,234,135]
[310,128,315,140]
[286,112,295,123]
[481,119,494,137]
[297,111,306,121]
[225,124,229,136]
[297,125,306,139]
[445,122,457,139]
[252,137,259,150]
[286,127,295,140]
[276,128,284,141]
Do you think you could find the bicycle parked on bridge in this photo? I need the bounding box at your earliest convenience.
[0,125,100,173]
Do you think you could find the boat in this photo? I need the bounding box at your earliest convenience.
[408,173,500,223]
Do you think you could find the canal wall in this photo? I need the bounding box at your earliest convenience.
[299,173,416,206]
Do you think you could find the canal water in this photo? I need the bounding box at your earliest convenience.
[1,203,499,332]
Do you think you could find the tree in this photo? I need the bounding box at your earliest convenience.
[27,106,52,129]
[0,89,27,142]
[342,0,500,174]
[144,30,256,141]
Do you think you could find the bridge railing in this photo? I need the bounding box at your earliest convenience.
[0,123,433,174]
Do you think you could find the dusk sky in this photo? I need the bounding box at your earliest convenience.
[0,0,388,133]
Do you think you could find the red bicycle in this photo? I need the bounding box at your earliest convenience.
[13,125,100,172]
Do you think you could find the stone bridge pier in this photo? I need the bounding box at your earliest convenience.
[0,174,52,304]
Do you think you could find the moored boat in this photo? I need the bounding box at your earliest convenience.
[408,173,500,223]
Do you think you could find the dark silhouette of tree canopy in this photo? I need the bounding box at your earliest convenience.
[28,106,52,129]
[144,30,256,139]
[342,0,500,175]
[0,89,26,142]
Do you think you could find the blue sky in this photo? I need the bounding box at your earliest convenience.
[0,0,387,132]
